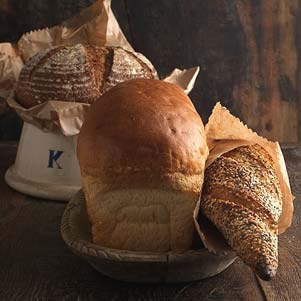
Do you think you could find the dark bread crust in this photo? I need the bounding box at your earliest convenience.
[16,44,157,108]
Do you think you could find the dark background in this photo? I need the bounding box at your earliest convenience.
[0,0,300,143]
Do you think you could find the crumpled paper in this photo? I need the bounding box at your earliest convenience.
[0,43,23,114]
[164,67,200,94]
[17,0,133,62]
[193,102,294,255]
[0,0,200,136]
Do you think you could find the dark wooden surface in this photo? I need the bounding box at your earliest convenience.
[120,0,301,143]
[0,142,300,301]
[1,1,301,142]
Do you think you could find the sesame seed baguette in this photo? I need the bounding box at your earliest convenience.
[200,144,282,280]
[204,156,282,225]
[203,184,277,230]
[224,144,282,199]
[201,196,278,280]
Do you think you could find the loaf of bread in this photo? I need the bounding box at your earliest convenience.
[200,144,282,280]
[77,79,208,252]
[16,44,157,108]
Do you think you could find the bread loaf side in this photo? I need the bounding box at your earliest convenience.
[78,79,208,251]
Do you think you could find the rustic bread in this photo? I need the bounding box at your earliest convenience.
[16,44,158,108]
[200,144,282,280]
[77,79,208,252]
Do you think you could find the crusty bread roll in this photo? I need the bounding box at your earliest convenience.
[77,79,208,252]
[200,144,282,280]
[16,44,157,108]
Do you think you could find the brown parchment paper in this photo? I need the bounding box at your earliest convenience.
[0,0,200,136]
[193,102,294,255]
[0,43,23,114]
[6,94,90,135]
[164,67,200,94]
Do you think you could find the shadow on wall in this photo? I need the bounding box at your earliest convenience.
[0,0,97,42]
[0,107,22,140]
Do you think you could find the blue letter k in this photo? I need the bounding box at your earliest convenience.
[48,150,64,169]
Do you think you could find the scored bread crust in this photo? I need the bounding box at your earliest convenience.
[200,144,282,280]
[77,79,208,251]
[16,44,157,108]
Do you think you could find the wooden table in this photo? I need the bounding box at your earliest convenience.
[0,142,300,300]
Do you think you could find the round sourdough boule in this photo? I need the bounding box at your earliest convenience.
[15,44,158,108]
[77,78,208,252]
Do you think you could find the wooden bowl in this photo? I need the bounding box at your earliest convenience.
[61,190,236,283]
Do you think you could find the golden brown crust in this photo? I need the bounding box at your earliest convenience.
[85,45,111,94]
[78,79,208,186]
[16,44,158,108]
[200,144,282,280]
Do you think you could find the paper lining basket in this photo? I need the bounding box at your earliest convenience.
[5,122,82,201]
